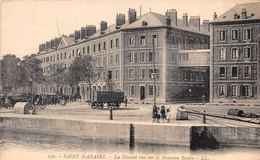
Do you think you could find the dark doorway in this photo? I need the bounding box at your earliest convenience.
[140,86,145,100]
[77,86,80,97]
[60,87,63,95]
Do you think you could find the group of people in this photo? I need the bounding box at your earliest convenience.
[152,105,171,123]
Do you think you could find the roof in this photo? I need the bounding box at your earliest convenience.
[211,2,260,23]
[87,12,209,39]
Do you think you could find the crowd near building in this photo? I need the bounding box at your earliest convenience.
[17,2,259,103]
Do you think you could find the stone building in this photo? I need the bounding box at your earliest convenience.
[209,2,260,103]
[36,8,210,102]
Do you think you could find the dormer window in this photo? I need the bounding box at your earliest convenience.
[234,14,240,19]
[142,21,148,26]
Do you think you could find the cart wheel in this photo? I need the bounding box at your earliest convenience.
[40,103,47,109]
[91,102,97,109]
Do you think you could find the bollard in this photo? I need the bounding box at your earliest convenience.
[129,123,135,149]
[203,110,206,124]
[110,108,113,120]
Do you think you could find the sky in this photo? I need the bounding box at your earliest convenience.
[0,0,259,59]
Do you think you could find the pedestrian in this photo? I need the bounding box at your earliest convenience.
[152,105,158,123]
[124,96,128,107]
[157,107,161,123]
[160,106,166,123]
[166,107,171,123]
[202,94,205,105]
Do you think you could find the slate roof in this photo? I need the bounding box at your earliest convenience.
[88,11,209,39]
[211,2,260,23]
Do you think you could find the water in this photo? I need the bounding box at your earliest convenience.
[0,130,259,160]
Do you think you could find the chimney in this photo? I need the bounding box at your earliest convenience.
[213,12,217,20]
[85,25,96,37]
[165,9,177,26]
[50,39,55,49]
[81,27,86,40]
[128,8,137,24]
[39,44,42,52]
[182,13,188,27]
[190,16,200,30]
[116,13,125,28]
[166,16,171,26]
[74,30,80,41]
[241,8,247,19]
[42,43,46,51]
[203,20,210,31]
[100,21,107,34]
[46,41,51,50]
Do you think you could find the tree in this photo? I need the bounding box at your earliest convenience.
[67,55,104,100]
[0,54,26,92]
[21,54,44,85]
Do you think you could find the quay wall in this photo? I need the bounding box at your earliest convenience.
[0,116,260,148]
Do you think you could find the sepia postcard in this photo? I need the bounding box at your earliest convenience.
[0,0,260,160]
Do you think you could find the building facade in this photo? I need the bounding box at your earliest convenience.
[35,8,210,102]
[210,2,260,103]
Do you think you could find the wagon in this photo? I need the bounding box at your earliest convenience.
[90,91,124,109]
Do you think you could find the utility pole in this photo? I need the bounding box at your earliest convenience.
[152,35,156,107]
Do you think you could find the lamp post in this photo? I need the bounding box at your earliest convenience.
[152,35,156,107]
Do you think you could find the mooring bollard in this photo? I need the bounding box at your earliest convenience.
[110,108,113,120]
[130,123,135,149]
[203,110,206,124]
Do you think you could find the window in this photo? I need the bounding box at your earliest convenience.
[140,52,145,63]
[110,39,113,49]
[140,36,146,46]
[57,54,59,60]
[149,85,159,96]
[219,48,226,60]
[231,29,239,40]
[184,38,188,48]
[97,57,101,67]
[171,52,175,62]
[116,38,119,48]
[244,47,251,59]
[231,48,239,59]
[87,46,90,54]
[50,56,52,62]
[178,37,181,48]
[190,39,194,49]
[108,70,112,80]
[103,56,106,66]
[152,35,157,46]
[128,68,135,79]
[93,44,96,53]
[149,69,159,79]
[109,54,113,65]
[115,54,119,64]
[243,66,251,78]
[196,39,200,49]
[103,42,106,50]
[241,85,251,97]
[129,36,135,46]
[76,48,80,56]
[139,68,146,79]
[219,30,226,41]
[81,48,84,55]
[61,53,63,60]
[115,70,119,80]
[98,43,101,51]
[219,66,226,78]
[171,36,174,45]
[72,50,75,57]
[64,52,67,59]
[149,51,157,62]
[231,85,238,96]
[129,53,135,63]
[128,85,135,96]
[244,29,251,40]
[231,66,238,78]
[218,85,226,96]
